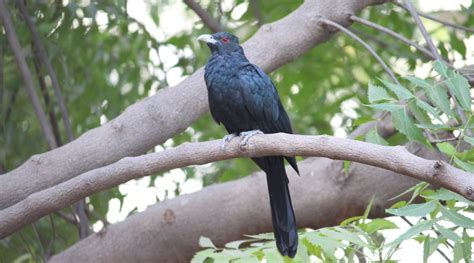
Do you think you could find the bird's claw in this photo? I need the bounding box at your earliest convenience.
[239,130,263,150]
[220,133,238,151]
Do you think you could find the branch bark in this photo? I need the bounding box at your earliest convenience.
[1,133,472,238]
[0,0,387,210]
[51,143,439,262]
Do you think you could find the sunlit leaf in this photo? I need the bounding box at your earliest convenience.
[386,201,437,217]
[368,81,392,103]
[440,206,474,228]
[199,236,216,248]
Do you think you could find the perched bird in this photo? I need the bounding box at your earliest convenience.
[198,32,299,257]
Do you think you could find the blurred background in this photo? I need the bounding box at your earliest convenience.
[1,0,473,261]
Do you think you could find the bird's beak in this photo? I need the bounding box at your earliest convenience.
[197,34,217,44]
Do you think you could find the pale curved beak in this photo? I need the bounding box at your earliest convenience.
[197,34,217,44]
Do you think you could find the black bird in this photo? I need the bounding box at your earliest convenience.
[198,32,299,257]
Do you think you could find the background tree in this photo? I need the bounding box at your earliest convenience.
[0,0,473,262]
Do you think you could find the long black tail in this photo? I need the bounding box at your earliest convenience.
[255,156,298,257]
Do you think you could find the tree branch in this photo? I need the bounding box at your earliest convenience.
[349,15,436,60]
[394,1,474,34]
[183,0,223,33]
[319,18,401,85]
[1,133,472,238]
[0,0,388,210]
[51,143,439,262]
[0,0,57,149]
[404,0,473,137]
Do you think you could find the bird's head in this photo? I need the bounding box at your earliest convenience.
[197,32,241,55]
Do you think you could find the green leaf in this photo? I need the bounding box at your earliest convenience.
[425,84,454,118]
[391,109,427,145]
[191,249,214,263]
[343,160,351,176]
[423,236,430,263]
[421,188,474,205]
[368,81,392,103]
[446,70,471,111]
[454,242,463,263]
[440,205,474,228]
[435,223,462,243]
[415,100,443,122]
[437,142,456,156]
[379,78,415,100]
[464,136,474,146]
[225,240,249,249]
[199,236,216,248]
[454,158,474,173]
[408,103,431,125]
[386,201,437,217]
[365,128,389,146]
[433,60,448,78]
[387,219,434,246]
[462,229,472,262]
[365,219,398,234]
[319,228,367,247]
[366,103,404,112]
[404,75,432,89]
[244,233,275,240]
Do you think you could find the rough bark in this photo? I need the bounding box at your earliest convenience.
[51,143,439,262]
[0,0,387,210]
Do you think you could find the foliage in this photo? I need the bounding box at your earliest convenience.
[1,0,473,261]
[192,49,474,262]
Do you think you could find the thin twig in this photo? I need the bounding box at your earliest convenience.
[54,211,78,226]
[183,0,223,33]
[403,1,443,62]
[349,15,436,60]
[404,0,473,137]
[319,18,401,85]
[31,222,46,262]
[46,214,56,259]
[16,0,74,142]
[394,1,474,34]
[33,53,62,145]
[0,0,57,148]
[401,217,451,262]
[249,0,264,26]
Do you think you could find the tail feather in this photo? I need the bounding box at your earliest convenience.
[255,156,298,258]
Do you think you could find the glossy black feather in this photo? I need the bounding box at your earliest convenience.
[202,32,299,257]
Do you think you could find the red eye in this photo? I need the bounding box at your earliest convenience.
[222,37,229,43]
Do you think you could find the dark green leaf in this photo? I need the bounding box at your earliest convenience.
[379,78,414,100]
[368,81,392,103]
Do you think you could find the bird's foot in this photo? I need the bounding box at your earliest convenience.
[239,130,263,150]
[220,133,238,151]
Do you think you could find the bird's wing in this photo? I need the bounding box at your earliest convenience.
[238,64,292,134]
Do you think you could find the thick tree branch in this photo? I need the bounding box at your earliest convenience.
[51,144,439,262]
[0,0,57,149]
[183,0,223,33]
[1,133,472,238]
[0,0,387,210]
